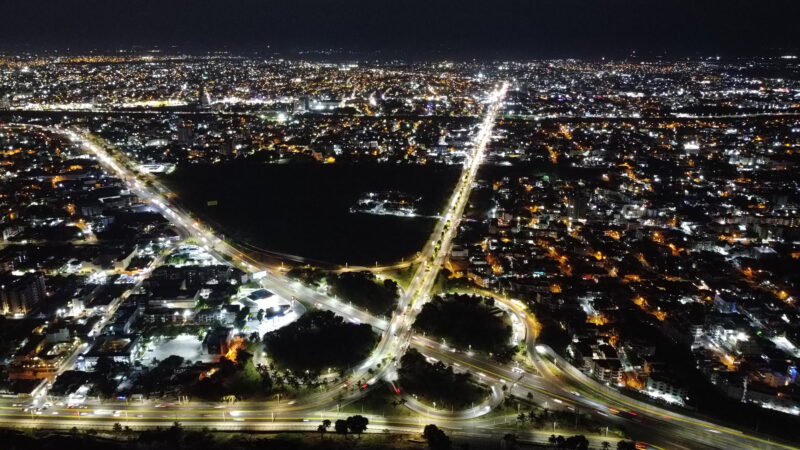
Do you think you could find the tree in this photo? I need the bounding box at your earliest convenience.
[548,435,558,446]
[601,442,612,450]
[347,414,369,437]
[167,421,185,445]
[263,310,377,372]
[335,419,349,437]
[327,272,399,316]
[502,433,518,449]
[517,413,526,425]
[318,419,331,439]
[413,294,513,355]
[398,349,483,409]
[112,422,123,433]
[563,435,589,450]
[234,308,249,329]
[91,356,127,398]
[423,424,451,450]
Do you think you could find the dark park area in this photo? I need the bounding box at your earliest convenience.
[327,271,400,317]
[413,294,514,355]
[263,310,377,372]
[397,348,485,410]
[162,162,460,266]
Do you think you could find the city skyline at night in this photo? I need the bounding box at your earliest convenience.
[0,2,798,450]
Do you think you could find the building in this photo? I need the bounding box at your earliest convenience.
[590,359,622,383]
[106,306,141,335]
[177,123,195,145]
[82,335,141,370]
[567,193,589,220]
[1,272,46,315]
[645,374,688,403]
[199,88,212,108]
[9,332,77,381]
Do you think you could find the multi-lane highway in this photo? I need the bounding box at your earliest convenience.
[4,84,798,450]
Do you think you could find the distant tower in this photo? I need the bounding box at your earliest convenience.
[567,192,589,220]
[199,87,212,108]
[293,96,309,114]
[177,123,195,145]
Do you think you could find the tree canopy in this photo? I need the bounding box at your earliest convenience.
[423,424,451,450]
[398,348,484,409]
[263,310,377,372]
[192,351,272,400]
[328,271,399,316]
[346,415,369,436]
[413,293,513,354]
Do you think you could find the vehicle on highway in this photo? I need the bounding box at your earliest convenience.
[615,410,643,422]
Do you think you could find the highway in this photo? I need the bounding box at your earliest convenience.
[413,291,799,450]
[4,84,798,449]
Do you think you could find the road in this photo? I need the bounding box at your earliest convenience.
[42,84,507,417]
[413,291,798,449]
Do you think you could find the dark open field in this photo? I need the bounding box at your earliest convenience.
[162,162,460,266]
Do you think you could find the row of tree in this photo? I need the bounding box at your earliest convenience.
[316,415,369,439]
[512,404,626,436]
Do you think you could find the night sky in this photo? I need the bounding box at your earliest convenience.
[1,0,798,57]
